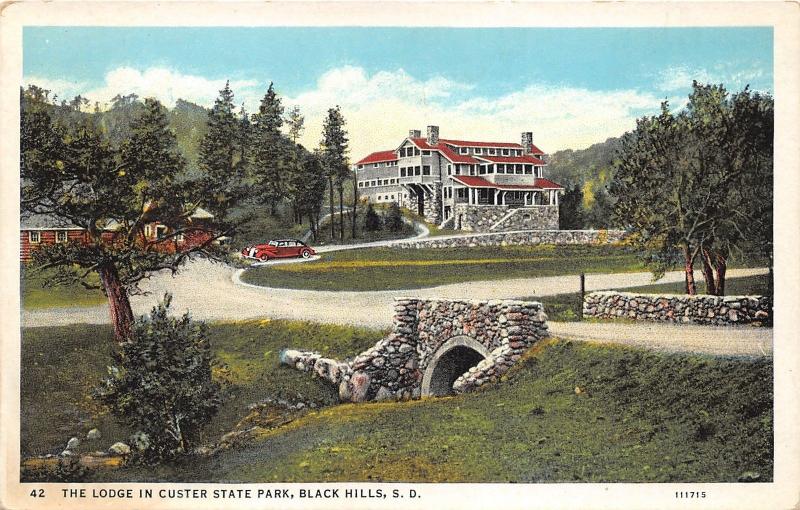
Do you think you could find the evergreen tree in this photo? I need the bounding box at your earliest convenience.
[320,106,349,240]
[385,202,404,232]
[22,93,232,341]
[558,185,584,229]
[197,81,242,217]
[251,83,286,215]
[284,106,306,223]
[364,203,382,231]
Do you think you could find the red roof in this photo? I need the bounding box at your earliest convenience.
[440,138,522,148]
[476,155,547,165]
[533,178,564,189]
[356,150,398,165]
[435,144,481,164]
[451,175,564,191]
[409,137,435,150]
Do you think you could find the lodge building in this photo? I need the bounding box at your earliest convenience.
[354,126,564,232]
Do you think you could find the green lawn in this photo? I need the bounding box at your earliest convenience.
[241,244,645,291]
[82,338,772,483]
[21,267,107,310]
[20,320,384,459]
[527,274,772,322]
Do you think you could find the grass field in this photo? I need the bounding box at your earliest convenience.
[80,338,773,483]
[20,320,384,459]
[21,267,107,310]
[241,244,645,291]
[530,274,773,322]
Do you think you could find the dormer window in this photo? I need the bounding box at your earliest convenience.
[460,147,468,155]
[475,147,482,154]
[502,149,509,156]
[489,148,496,155]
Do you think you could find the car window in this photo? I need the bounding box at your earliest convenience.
[278,241,287,247]
[268,241,278,246]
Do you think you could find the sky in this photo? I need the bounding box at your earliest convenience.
[23,27,773,158]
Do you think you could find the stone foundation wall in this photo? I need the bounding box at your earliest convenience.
[392,229,626,249]
[582,291,772,326]
[452,204,559,232]
[281,298,550,403]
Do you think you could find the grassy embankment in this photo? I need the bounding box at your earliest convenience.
[23,321,772,483]
[21,267,107,310]
[21,320,384,459]
[87,338,772,483]
[241,244,645,291]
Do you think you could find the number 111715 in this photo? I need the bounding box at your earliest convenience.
[676,491,706,499]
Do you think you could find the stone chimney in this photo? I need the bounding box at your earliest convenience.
[409,129,422,138]
[426,125,439,146]
[521,132,534,154]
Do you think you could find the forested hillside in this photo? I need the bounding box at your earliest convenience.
[546,137,621,229]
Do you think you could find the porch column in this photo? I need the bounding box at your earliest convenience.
[554,190,559,205]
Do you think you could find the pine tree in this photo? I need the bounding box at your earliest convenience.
[285,105,306,223]
[198,81,242,217]
[251,83,286,215]
[364,203,382,231]
[320,106,349,240]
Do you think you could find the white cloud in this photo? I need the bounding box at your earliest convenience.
[26,65,668,156]
[656,64,769,92]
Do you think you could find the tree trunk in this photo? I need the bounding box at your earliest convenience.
[682,244,697,295]
[98,263,134,342]
[352,172,358,239]
[700,247,718,295]
[714,252,727,296]
[328,176,335,240]
[338,187,344,241]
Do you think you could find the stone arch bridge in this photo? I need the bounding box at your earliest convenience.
[281,298,549,402]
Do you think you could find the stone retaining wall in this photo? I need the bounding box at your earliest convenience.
[392,229,626,249]
[582,291,771,326]
[452,204,558,232]
[281,298,550,403]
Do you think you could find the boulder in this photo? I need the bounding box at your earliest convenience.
[65,437,80,451]
[86,428,101,440]
[108,442,131,455]
[349,371,371,403]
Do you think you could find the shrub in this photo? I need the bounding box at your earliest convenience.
[385,202,404,232]
[94,294,221,462]
[364,203,382,231]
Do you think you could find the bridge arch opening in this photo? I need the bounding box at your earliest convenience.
[421,336,490,397]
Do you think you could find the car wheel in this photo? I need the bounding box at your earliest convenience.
[259,254,269,262]
[301,249,311,259]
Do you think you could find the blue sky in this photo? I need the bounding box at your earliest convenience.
[24,27,773,155]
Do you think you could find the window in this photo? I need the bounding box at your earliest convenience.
[502,149,509,155]
[269,240,278,246]
[176,233,185,243]
[144,225,153,238]
[475,147,482,154]
[460,147,468,154]
[373,163,378,168]
[422,165,431,175]
[358,165,364,169]
[400,168,406,177]
[28,231,41,243]
[489,148,496,155]
[488,165,494,174]
[447,164,452,175]
[516,165,523,175]
[358,182,364,188]
[57,230,68,243]
[479,165,486,175]
[391,195,395,200]
[497,164,505,174]
[524,165,533,174]
[422,150,430,156]
[371,180,377,186]
[415,166,421,175]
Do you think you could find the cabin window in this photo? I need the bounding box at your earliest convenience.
[422,165,431,175]
[29,231,41,243]
[144,225,153,238]
[56,231,68,243]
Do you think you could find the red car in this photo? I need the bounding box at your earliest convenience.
[241,239,316,261]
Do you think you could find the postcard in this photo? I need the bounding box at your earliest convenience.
[1,1,799,509]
